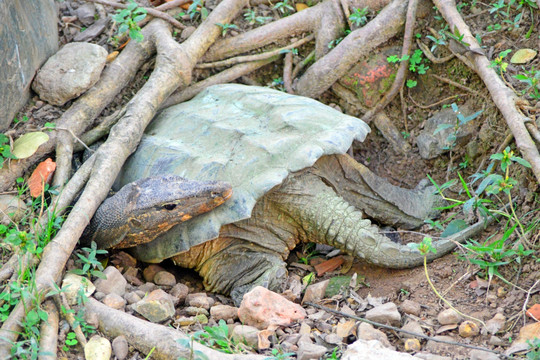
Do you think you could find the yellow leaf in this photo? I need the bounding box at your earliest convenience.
[12,132,49,159]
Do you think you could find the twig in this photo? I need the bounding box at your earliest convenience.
[283,52,294,94]
[360,0,419,123]
[291,50,315,79]
[84,0,186,29]
[38,300,59,360]
[304,302,515,358]
[53,293,87,347]
[196,35,314,69]
[522,279,540,324]
[416,39,455,63]
[408,91,468,109]
[429,74,486,99]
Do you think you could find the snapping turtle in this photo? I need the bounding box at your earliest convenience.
[90,85,447,300]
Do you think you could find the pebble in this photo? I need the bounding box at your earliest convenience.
[143,264,165,282]
[485,313,506,335]
[131,289,175,323]
[437,308,462,325]
[297,342,327,360]
[184,306,209,316]
[84,335,111,360]
[458,320,480,338]
[186,293,212,310]
[425,335,456,353]
[325,333,342,345]
[469,349,500,360]
[365,302,401,326]
[299,322,311,336]
[401,320,425,339]
[154,271,176,286]
[138,282,156,294]
[124,292,142,305]
[404,338,421,352]
[170,283,189,304]
[232,325,259,349]
[488,335,503,346]
[61,273,95,305]
[239,286,306,330]
[400,299,421,316]
[102,293,126,310]
[210,304,238,321]
[342,339,416,359]
[94,266,127,296]
[357,322,394,349]
[301,280,329,304]
[111,335,128,360]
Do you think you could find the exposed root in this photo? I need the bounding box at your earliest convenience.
[85,298,266,359]
[38,300,59,360]
[433,0,540,182]
[283,51,294,94]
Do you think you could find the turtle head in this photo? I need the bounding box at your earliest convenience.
[84,175,232,249]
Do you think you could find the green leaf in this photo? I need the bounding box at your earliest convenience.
[441,219,468,237]
[433,123,453,135]
[11,132,49,159]
[510,156,531,168]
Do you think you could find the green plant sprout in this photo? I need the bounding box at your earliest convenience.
[70,241,108,279]
[243,9,272,25]
[188,0,208,20]
[433,103,483,151]
[409,237,486,327]
[111,0,147,42]
[349,7,368,27]
[514,66,540,100]
[216,23,238,36]
[0,133,16,168]
[273,0,295,15]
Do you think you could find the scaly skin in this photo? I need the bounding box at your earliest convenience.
[82,175,232,249]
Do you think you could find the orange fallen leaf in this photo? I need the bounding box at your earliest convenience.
[314,256,344,276]
[29,158,56,197]
[106,51,119,63]
[296,3,309,11]
[526,304,540,321]
[181,2,193,10]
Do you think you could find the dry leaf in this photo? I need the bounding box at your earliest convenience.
[28,158,56,197]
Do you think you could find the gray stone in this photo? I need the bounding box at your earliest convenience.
[210,304,238,321]
[0,0,58,131]
[112,335,129,360]
[302,280,329,304]
[186,293,211,309]
[153,270,176,286]
[437,308,462,325]
[342,339,416,360]
[231,325,259,349]
[414,353,453,360]
[357,322,394,349]
[94,266,127,296]
[74,18,110,42]
[400,300,421,316]
[170,283,189,304]
[61,273,95,305]
[325,333,342,345]
[0,195,27,225]
[184,306,209,316]
[124,292,142,305]
[75,3,96,26]
[485,313,505,335]
[102,293,126,310]
[425,335,456,354]
[365,302,401,326]
[32,42,107,106]
[416,105,478,159]
[297,342,327,360]
[401,320,425,339]
[84,335,112,360]
[131,289,175,323]
[469,349,500,360]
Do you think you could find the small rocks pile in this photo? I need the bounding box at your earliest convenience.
[63,250,538,359]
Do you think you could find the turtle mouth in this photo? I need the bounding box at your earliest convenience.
[211,187,233,207]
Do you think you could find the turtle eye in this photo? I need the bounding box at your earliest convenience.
[211,192,219,198]
[163,203,176,211]
[129,218,142,228]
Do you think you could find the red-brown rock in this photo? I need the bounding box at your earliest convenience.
[239,286,306,330]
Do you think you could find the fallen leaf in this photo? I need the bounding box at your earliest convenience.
[510,49,537,64]
[526,304,540,321]
[181,2,193,10]
[314,256,344,276]
[296,3,309,11]
[28,158,56,197]
[106,51,119,63]
[436,324,458,334]
[11,132,49,159]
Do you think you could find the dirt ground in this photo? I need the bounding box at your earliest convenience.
[2,0,540,358]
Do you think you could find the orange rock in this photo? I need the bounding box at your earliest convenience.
[28,158,56,197]
[296,3,309,11]
[314,256,344,276]
[526,304,540,321]
[238,286,306,330]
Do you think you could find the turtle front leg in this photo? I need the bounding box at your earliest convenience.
[171,237,288,305]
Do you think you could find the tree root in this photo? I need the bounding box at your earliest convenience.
[0,0,248,353]
[38,300,59,360]
[433,0,540,183]
[85,298,266,359]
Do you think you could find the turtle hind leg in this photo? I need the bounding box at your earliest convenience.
[173,239,287,306]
